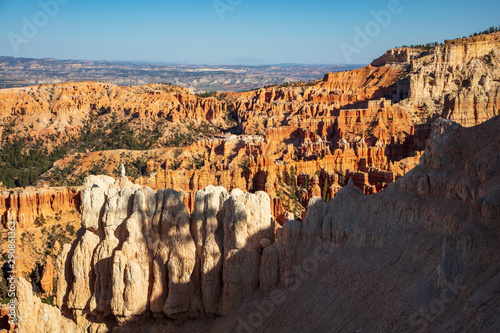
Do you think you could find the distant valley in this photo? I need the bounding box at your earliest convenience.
[0,56,362,93]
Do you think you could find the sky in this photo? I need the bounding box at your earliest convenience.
[0,0,499,65]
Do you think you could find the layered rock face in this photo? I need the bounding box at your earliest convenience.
[146,97,420,218]
[16,115,500,332]
[371,47,425,67]
[0,188,82,302]
[0,82,219,121]
[0,187,81,229]
[394,32,500,127]
[16,277,81,333]
[50,174,274,328]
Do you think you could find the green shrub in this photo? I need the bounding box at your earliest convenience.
[170,159,182,170]
[195,91,217,98]
[239,158,249,171]
[41,296,54,306]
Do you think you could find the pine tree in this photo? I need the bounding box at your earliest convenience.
[290,166,296,199]
[322,179,329,202]
[289,166,302,219]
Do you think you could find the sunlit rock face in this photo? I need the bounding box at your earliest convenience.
[15,114,500,332]
[54,173,274,326]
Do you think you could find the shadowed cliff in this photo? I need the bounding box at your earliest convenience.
[15,114,500,332]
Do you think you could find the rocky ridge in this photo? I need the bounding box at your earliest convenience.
[15,113,500,332]
[382,32,500,127]
[18,173,275,331]
[0,187,81,282]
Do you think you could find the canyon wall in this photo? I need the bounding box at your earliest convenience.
[45,174,274,330]
[16,115,500,332]
[0,82,221,122]
[395,32,500,127]
[0,187,81,229]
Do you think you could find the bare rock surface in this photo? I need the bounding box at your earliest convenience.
[39,168,275,330]
[17,276,82,333]
[15,115,500,332]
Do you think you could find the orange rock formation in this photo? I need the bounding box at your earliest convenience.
[0,33,498,227]
[0,187,81,229]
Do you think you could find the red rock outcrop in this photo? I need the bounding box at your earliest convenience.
[0,304,15,332]
[40,256,54,296]
[371,47,427,67]
[0,187,81,229]
[0,82,227,147]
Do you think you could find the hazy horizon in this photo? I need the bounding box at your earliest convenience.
[0,54,367,67]
[0,0,499,65]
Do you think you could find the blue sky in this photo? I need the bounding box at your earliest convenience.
[0,0,498,64]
